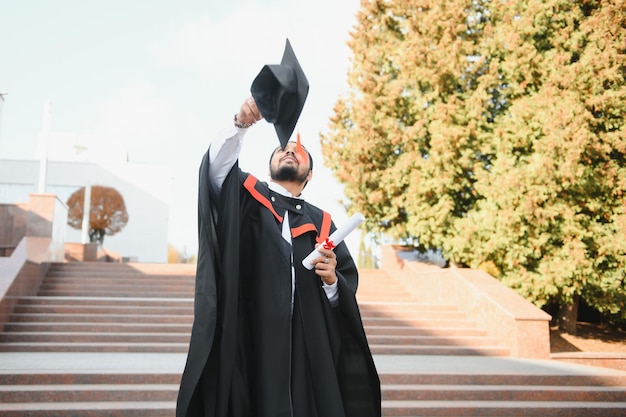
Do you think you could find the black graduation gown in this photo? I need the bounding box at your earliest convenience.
[176,150,381,417]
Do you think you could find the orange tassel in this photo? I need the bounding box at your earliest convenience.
[295,131,308,165]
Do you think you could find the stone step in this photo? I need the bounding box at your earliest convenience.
[0,384,179,402]
[12,301,473,321]
[367,335,503,347]
[16,298,460,312]
[37,290,192,298]
[361,310,470,320]
[365,326,487,337]
[3,399,624,417]
[359,302,461,311]
[4,370,625,389]
[0,343,508,355]
[3,383,624,404]
[46,270,195,280]
[380,384,626,401]
[357,285,411,293]
[41,268,173,274]
[380,400,626,416]
[10,314,481,331]
[37,280,194,290]
[8,313,193,324]
[16,296,192,305]
[4,322,488,337]
[377,371,626,386]
[0,401,175,417]
[12,304,194,315]
[38,277,188,285]
[38,273,186,281]
[362,317,479,328]
[369,345,509,356]
[47,264,193,271]
[40,279,194,287]
[358,296,421,304]
[0,372,181,385]
[3,322,193,333]
[0,331,498,348]
[42,273,193,280]
[0,332,191,344]
[0,342,188,353]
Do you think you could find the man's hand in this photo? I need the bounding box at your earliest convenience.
[313,245,337,286]
[235,96,263,127]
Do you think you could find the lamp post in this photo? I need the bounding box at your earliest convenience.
[0,92,6,147]
[81,184,91,244]
[37,100,52,194]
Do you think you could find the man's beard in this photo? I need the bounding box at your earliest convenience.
[271,164,309,184]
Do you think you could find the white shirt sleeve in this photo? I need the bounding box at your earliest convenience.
[208,125,248,193]
[322,281,339,307]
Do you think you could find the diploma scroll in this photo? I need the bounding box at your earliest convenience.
[302,212,365,270]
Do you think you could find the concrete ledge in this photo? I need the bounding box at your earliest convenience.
[448,267,552,359]
[381,245,552,359]
[65,242,98,262]
[552,352,626,372]
[0,237,54,332]
[0,203,28,250]
[0,194,69,333]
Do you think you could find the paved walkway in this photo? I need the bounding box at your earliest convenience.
[1,352,625,377]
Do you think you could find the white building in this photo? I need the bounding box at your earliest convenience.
[0,158,171,263]
[0,96,175,262]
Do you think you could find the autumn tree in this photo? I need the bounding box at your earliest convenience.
[66,185,129,245]
[322,0,626,331]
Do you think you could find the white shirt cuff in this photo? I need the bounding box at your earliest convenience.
[322,280,339,307]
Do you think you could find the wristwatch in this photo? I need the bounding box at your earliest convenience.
[234,113,254,129]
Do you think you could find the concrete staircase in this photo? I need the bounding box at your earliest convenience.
[0,262,194,353]
[0,261,625,416]
[358,269,510,357]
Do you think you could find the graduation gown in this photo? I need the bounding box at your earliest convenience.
[176,150,381,417]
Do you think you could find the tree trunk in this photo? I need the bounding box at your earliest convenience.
[89,229,106,246]
[557,294,580,335]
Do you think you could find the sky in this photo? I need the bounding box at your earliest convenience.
[0,0,363,256]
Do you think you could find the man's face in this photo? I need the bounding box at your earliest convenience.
[269,142,312,184]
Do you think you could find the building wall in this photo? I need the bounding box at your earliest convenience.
[0,159,171,263]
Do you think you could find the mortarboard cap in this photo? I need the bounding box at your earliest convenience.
[250,39,309,148]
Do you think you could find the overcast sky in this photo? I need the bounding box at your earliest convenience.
[0,0,362,254]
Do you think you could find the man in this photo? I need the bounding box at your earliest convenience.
[175,96,381,417]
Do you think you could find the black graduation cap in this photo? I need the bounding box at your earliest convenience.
[250,39,309,149]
